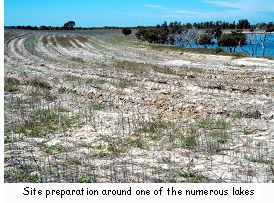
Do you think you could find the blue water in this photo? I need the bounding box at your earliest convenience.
[174,34,274,57]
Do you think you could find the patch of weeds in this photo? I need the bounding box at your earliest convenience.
[64,75,81,82]
[113,60,149,75]
[172,169,205,182]
[24,37,38,51]
[56,106,70,113]
[41,36,48,46]
[152,166,205,183]
[112,80,137,89]
[79,142,94,148]
[153,66,176,75]
[197,120,228,130]
[245,156,273,165]
[240,127,254,135]
[78,175,93,183]
[29,78,51,90]
[55,36,74,47]
[5,171,43,183]
[85,78,94,85]
[14,108,81,137]
[180,135,198,150]
[217,134,229,144]
[49,36,57,46]
[93,151,110,159]
[128,137,149,150]
[189,174,206,183]
[71,57,85,63]
[15,121,56,138]
[89,102,106,111]
[4,130,13,143]
[148,132,165,141]
[44,144,64,155]
[107,146,127,158]
[137,120,167,134]
[4,156,11,163]
[232,110,246,119]
[4,77,20,93]
[4,32,18,42]
[30,89,57,102]
[64,157,82,165]
[5,98,31,111]
[94,79,107,86]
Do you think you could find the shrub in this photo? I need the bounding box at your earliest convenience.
[219,32,247,52]
[197,34,214,48]
[122,28,132,36]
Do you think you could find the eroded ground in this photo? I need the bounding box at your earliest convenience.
[4,29,274,183]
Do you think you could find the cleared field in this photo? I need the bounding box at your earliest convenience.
[4,29,274,183]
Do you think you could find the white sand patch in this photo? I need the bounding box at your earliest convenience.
[164,60,191,66]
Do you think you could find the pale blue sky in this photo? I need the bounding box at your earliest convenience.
[4,0,274,26]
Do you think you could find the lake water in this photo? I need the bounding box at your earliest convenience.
[175,34,274,57]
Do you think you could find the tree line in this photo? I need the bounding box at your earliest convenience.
[5,19,274,32]
[134,20,274,53]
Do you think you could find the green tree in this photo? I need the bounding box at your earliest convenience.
[213,27,223,46]
[197,34,214,48]
[219,32,247,52]
[63,21,76,30]
[122,28,132,36]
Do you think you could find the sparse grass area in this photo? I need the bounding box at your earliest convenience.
[232,110,247,119]
[197,120,228,130]
[85,78,94,84]
[41,36,48,46]
[153,66,176,75]
[28,78,51,89]
[113,60,150,75]
[240,127,254,135]
[89,102,106,111]
[168,131,198,149]
[55,36,74,47]
[24,37,38,51]
[4,156,11,163]
[64,74,81,82]
[5,170,43,183]
[216,134,229,144]
[112,80,137,89]
[14,108,82,137]
[78,175,93,183]
[4,77,20,93]
[180,135,198,149]
[63,157,82,165]
[106,140,129,158]
[128,137,149,150]
[4,31,19,43]
[151,44,248,57]
[94,79,108,86]
[70,57,85,63]
[29,89,57,102]
[245,156,273,165]
[136,120,167,134]
[152,166,205,183]
[49,36,57,46]
[44,144,65,155]
[4,130,13,144]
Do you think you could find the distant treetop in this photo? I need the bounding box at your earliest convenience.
[63,21,76,30]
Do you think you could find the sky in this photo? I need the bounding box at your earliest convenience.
[4,0,274,27]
